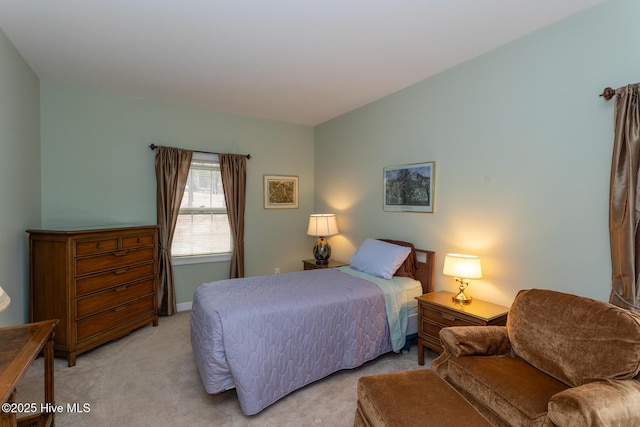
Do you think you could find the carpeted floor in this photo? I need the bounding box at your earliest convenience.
[14,311,436,426]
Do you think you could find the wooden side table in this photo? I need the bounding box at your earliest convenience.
[0,319,58,427]
[302,259,349,270]
[416,291,509,365]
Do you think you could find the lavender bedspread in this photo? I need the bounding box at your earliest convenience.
[190,268,393,415]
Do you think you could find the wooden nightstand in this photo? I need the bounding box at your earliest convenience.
[416,291,509,365]
[302,259,349,270]
[1,320,58,427]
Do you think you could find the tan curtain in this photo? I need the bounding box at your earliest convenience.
[155,147,193,315]
[220,154,247,278]
[609,83,640,312]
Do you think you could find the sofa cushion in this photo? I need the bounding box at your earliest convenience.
[356,369,492,427]
[448,355,568,427]
[508,289,640,387]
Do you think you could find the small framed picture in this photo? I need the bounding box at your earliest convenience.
[383,162,435,213]
[264,175,299,209]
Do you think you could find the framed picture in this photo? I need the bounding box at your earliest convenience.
[383,162,435,213]
[264,175,299,209]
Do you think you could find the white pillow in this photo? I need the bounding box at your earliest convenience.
[350,238,412,280]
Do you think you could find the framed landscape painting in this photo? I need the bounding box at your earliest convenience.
[264,175,299,209]
[383,162,435,213]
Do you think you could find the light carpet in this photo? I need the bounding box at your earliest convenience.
[14,311,436,426]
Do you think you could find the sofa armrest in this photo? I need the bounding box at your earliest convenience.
[432,326,511,379]
[439,326,511,357]
[548,379,640,427]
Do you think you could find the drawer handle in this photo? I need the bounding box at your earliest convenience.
[114,268,128,274]
[136,238,141,243]
[113,305,127,312]
[114,285,128,292]
[113,250,127,257]
[442,313,457,321]
[96,243,101,249]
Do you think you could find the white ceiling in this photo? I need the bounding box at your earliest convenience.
[0,0,607,126]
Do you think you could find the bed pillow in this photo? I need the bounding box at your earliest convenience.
[350,238,412,280]
[378,239,417,279]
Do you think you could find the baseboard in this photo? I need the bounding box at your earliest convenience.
[177,302,192,312]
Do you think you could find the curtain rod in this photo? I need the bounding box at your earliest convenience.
[599,87,615,100]
[148,143,251,159]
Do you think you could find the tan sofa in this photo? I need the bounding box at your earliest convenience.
[432,289,640,426]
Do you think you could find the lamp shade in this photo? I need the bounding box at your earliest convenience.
[0,286,10,313]
[443,254,482,279]
[306,214,339,237]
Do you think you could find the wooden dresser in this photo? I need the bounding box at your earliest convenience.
[416,291,509,365]
[28,225,159,367]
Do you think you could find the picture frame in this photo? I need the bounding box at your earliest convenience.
[383,162,435,213]
[264,175,299,209]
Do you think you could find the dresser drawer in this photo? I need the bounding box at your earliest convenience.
[75,238,119,256]
[420,318,445,339]
[75,263,155,296]
[76,278,155,318]
[75,247,155,276]
[421,305,483,327]
[122,234,155,249]
[76,295,155,342]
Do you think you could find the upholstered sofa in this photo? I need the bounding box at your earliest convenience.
[432,289,640,427]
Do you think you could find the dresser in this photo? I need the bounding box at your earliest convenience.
[416,291,509,365]
[28,225,159,367]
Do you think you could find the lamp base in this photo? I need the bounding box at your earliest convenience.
[313,237,331,264]
[452,292,472,304]
[452,282,472,304]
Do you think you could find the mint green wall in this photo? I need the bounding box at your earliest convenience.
[40,82,314,305]
[315,0,638,307]
[3,0,636,322]
[0,29,40,326]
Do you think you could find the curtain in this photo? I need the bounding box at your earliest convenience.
[609,83,640,312]
[155,147,193,315]
[220,154,247,279]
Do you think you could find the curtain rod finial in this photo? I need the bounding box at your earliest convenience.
[600,87,615,100]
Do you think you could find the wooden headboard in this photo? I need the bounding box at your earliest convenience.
[377,239,435,295]
[415,249,435,294]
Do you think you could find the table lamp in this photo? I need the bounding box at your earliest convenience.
[306,214,339,264]
[443,253,482,304]
[0,285,10,312]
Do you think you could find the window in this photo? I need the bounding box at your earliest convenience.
[172,153,231,264]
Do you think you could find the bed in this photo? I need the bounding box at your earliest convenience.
[190,238,435,415]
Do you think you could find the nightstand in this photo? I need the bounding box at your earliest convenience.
[302,259,349,270]
[416,291,509,365]
[1,320,58,427]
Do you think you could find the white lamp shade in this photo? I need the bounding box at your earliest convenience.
[443,254,482,279]
[0,286,10,313]
[306,214,339,237]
